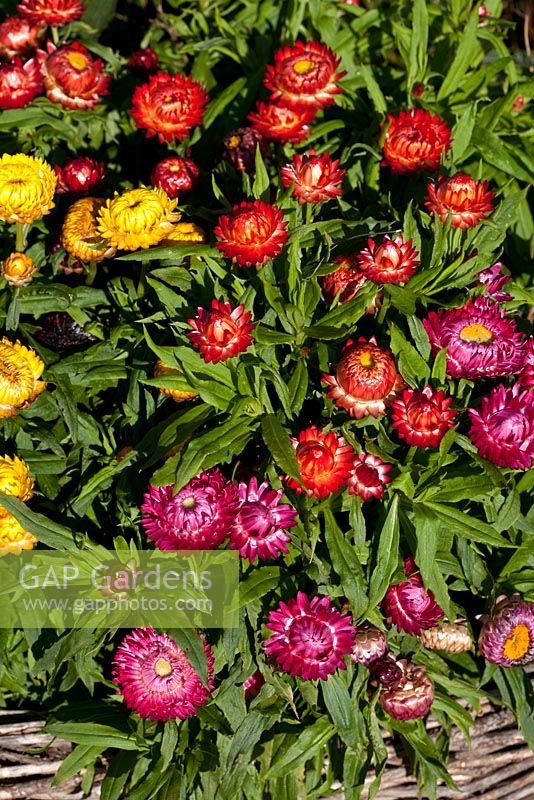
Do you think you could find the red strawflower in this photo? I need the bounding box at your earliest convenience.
[0,15,43,59]
[128,47,158,75]
[322,337,403,419]
[187,299,254,363]
[229,477,297,564]
[425,173,494,229]
[382,109,451,174]
[391,385,457,448]
[222,127,268,174]
[320,254,381,313]
[244,669,265,702]
[214,200,288,267]
[18,0,85,26]
[112,628,214,721]
[378,660,434,720]
[518,337,534,389]
[348,451,392,501]
[248,101,315,143]
[37,40,110,110]
[0,56,42,110]
[150,156,199,198]
[264,40,346,109]
[280,150,345,204]
[131,71,208,144]
[382,556,444,636]
[264,592,356,680]
[468,384,534,470]
[285,425,354,499]
[356,235,419,285]
[54,156,106,194]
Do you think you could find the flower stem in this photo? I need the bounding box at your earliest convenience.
[86,261,97,286]
[15,223,28,252]
[305,203,313,227]
[51,26,59,45]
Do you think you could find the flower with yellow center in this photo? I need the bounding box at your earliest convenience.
[159,221,207,245]
[154,360,198,403]
[0,338,46,418]
[0,513,37,556]
[0,455,34,518]
[0,153,56,224]
[2,252,37,287]
[61,197,117,262]
[96,187,180,251]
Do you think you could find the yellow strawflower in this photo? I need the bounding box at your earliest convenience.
[159,221,207,245]
[0,338,46,418]
[61,197,116,262]
[0,514,37,556]
[154,360,198,403]
[96,187,180,251]
[0,153,56,224]
[0,456,34,517]
[2,252,37,287]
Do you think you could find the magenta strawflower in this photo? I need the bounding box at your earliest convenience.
[478,597,534,667]
[518,337,534,389]
[141,468,239,550]
[423,296,526,380]
[229,477,297,564]
[382,557,444,635]
[264,592,356,680]
[468,384,534,470]
[112,628,214,721]
[348,452,392,501]
[477,261,512,303]
[244,669,266,702]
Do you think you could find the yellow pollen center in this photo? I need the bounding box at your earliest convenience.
[228,135,241,148]
[293,59,315,74]
[182,496,196,509]
[459,323,494,344]
[503,624,530,661]
[359,351,374,369]
[154,657,173,677]
[66,51,88,71]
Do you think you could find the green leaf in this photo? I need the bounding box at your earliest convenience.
[471,128,534,184]
[407,0,428,87]
[437,10,480,101]
[45,722,143,751]
[166,629,210,687]
[100,752,138,800]
[239,567,280,606]
[451,103,477,162]
[0,494,78,550]
[388,321,430,386]
[287,360,308,417]
[54,745,102,786]
[322,673,363,750]
[354,65,387,115]
[261,414,301,482]
[418,501,511,548]
[367,495,400,608]
[323,508,367,619]
[252,144,270,200]
[264,717,336,779]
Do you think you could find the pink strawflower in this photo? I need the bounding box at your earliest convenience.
[478,597,534,667]
[264,592,356,680]
[423,296,526,380]
[477,262,512,303]
[378,660,434,720]
[518,337,534,389]
[280,150,345,204]
[112,628,214,721]
[382,557,444,636]
[348,452,392,501]
[244,669,265,702]
[391,385,457,447]
[187,299,254,363]
[141,468,239,550]
[356,235,419,285]
[229,477,297,564]
[468,384,534,470]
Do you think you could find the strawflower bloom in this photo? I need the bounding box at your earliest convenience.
[18,0,85,26]
[153,360,198,403]
[382,109,451,174]
[320,255,367,305]
[61,197,115,262]
[0,338,46,418]
[229,476,297,564]
[247,101,315,143]
[0,15,43,59]
[113,628,214,721]
[0,455,34,516]
[478,597,534,667]
[222,127,268,173]
[391,385,457,447]
[423,296,526,380]
[468,383,534,470]
[280,150,345,204]
[150,156,199,198]
[264,40,346,109]
[425,173,494,229]
[131,71,208,144]
[351,626,388,666]
[35,312,97,351]
[419,620,473,654]
[0,514,37,556]
[0,153,56,224]
[382,557,444,635]
[356,235,419,285]
[141,468,239,551]
[0,57,43,110]
[518,337,534,389]
[54,156,106,195]
[2,252,37,287]
[38,41,110,110]
[244,669,265,702]
[477,261,512,303]
[322,337,403,419]
[187,299,254,364]
[128,47,158,74]
[264,592,356,680]
[285,425,354,499]
[96,187,180,251]
[378,660,434,721]
[348,451,392,501]
[159,221,206,245]
[214,200,288,267]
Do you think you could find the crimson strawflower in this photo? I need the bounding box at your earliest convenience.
[264,40,346,109]
[214,200,288,267]
[0,15,43,59]
[243,669,265,702]
[150,156,199,198]
[378,660,434,720]
[222,127,268,173]
[229,477,297,564]
[478,597,534,667]
[141,468,239,550]
[382,109,451,174]
[18,0,85,26]
[356,235,419,285]
[348,451,392,501]
[131,71,208,144]
[113,628,214,721]
[322,337,403,419]
[468,384,534,470]
[54,156,106,194]
[391,385,457,447]
[425,173,494,229]
[423,296,526,380]
[128,47,158,74]
[264,592,356,680]
[37,40,110,110]
[247,101,315,143]
[477,261,512,303]
[382,557,444,635]
[0,57,42,110]
[285,425,354,499]
[518,337,534,389]
[280,150,345,204]
[187,299,254,363]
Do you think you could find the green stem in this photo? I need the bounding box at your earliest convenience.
[86,261,97,286]
[137,262,147,299]
[51,26,59,45]
[305,203,313,227]
[15,222,28,252]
